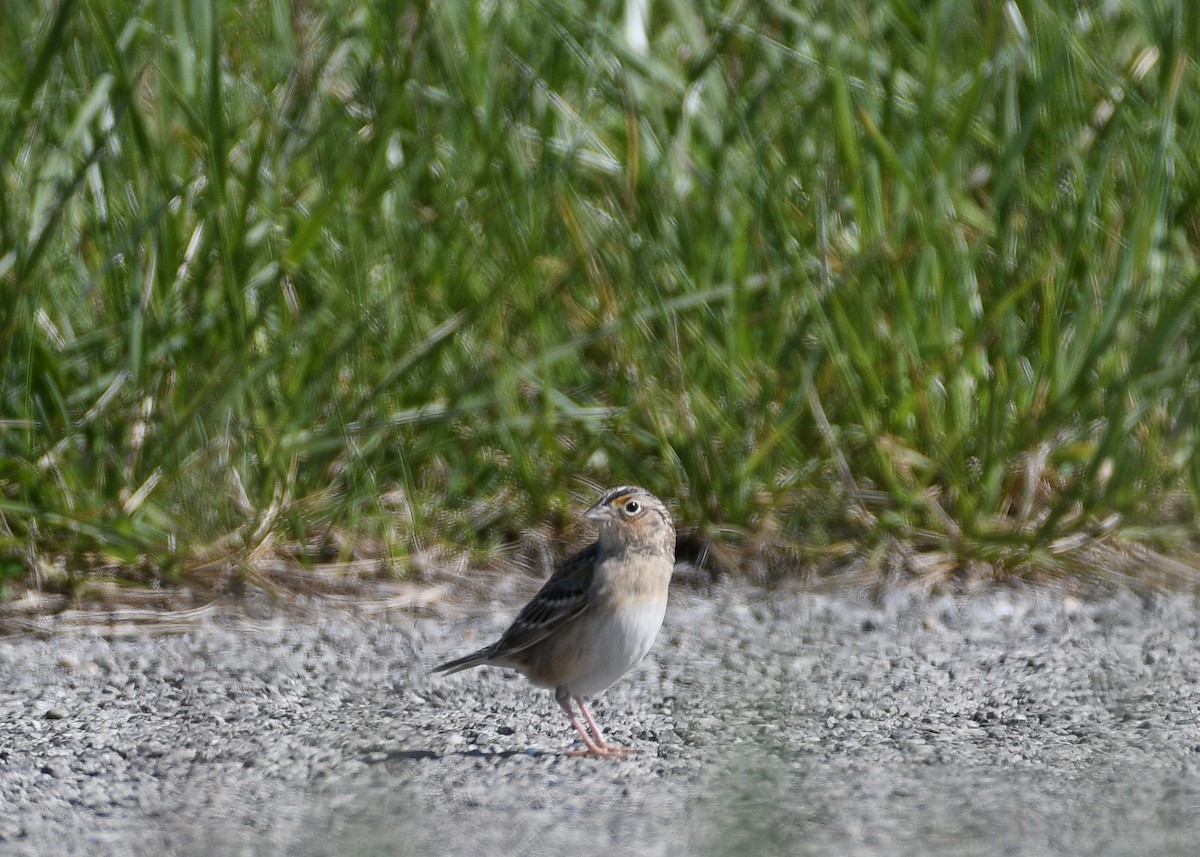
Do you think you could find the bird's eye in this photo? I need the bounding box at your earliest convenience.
[623,500,641,516]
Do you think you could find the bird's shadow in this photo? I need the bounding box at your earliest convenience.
[364,747,549,763]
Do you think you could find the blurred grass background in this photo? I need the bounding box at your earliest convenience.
[2,0,1200,600]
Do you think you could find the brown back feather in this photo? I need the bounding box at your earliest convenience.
[487,542,598,658]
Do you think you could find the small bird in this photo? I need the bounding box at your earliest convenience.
[433,485,676,757]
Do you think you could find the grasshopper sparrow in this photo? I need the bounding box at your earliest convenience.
[433,485,676,757]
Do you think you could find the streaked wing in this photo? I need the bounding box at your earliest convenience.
[489,543,598,658]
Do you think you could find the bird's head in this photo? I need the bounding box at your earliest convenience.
[584,485,675,557]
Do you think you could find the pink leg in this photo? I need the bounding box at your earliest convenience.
[572,696,641,758]
[557,695,606,756]
[575,697,611,748]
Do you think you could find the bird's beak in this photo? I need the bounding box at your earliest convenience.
[583,503,614,524]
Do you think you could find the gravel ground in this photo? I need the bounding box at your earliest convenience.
[2,576,1199,857]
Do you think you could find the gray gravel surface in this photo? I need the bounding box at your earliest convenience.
[2,578,1199,857]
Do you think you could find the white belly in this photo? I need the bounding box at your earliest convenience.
[567,597,667,697]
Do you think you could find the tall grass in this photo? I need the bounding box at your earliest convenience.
[2,0,1199,597]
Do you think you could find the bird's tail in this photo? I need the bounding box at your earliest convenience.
[431,646,493,675]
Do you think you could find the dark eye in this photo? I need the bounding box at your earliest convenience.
[623,500,641,515]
